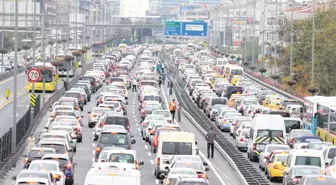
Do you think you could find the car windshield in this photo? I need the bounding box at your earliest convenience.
[29,150,54,158]
[328,148,336,159]
[174,162,203,171]
[275,155,288,162]
[295,156,321,167]
[266,146,289,152]
[40,144,66,154]
[18,183,46,185]
[146,116,164,121]
[304,177,335,185]
[225,113,241,119]
[212,98,227,105]
[56,112,76,117]
[109,153,134,163]
[99,133,128,145]
[257,130,283,138]
[144,104,162,111]
[162,142,192,155]
[29,163,58,171]
[294,168,323,176]
[43,157,68,167]
[292,130,314,137]
[18,172,49,179]
[170,170,196,175]
[245,100,258,105]
[55,107,72,112]
[92,108,111,114]
[153,111,170,118]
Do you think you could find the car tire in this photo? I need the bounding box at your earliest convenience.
[77,137,82,143]
[80,107,83,111]
[74,147,77,152]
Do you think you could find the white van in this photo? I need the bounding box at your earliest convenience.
[284,149,325,172]
[84,169,141,185]
[154,132,198,179]
[247,115,287,162]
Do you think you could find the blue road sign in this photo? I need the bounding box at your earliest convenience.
[181,22,208,36]
[164,21,181,36]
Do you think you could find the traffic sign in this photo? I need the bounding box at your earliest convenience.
[181,22,208,36]
[54,74,59,83]
[164,21,181,36]
[30,94,36,107]
[28,68,41,82]
[76,62,80,69]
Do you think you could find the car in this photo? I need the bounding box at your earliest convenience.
[28,160,65,185]
[259,144,290,171]
[87,107,113,128]
[160,168,198,185]
[297,175,335,185]
[39,131,77,152]
[24,147,56,168]
[282,165,323,185]
[94,128,136,159]
[12,170,57,185]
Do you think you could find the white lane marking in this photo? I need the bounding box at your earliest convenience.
[155,179,160,184]
[92,143,96,147]
[92,131,94,135]
[148,152,151,156]
[160,81,227,185]
[92,158,95,163]
[133,115,136,118]
[132,104,135,107]
[150,160,154,165]
[92,150,95,154]
[138,128,141,131]
[144,145,148,149]
[135,119,137,122]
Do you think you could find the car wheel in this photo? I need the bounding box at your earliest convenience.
[74,147,77,152]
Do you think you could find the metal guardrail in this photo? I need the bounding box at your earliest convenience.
[0,68,25,82]
[0,62,93,181]
[160,52,272,185]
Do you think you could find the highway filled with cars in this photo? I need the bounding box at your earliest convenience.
[163,43,336,185]
[2,43,336,185]
[2,44,248,185]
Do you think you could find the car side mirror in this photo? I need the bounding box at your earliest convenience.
[196,148,199,155]
[93,137,98,141]
[205,167,210,171]
[11,176,17,180]
[130,135,134,138]
[159,174,166,180]
[281,161,286,166]
[203,162,208,166]
[165,166,169,171]
[87,111,91,114]
[139,161,144,165]
[165,161,170,164]
[69,148,73,152]
[81,116,84,118]
[131,139,136,144]
[195,141,197,145]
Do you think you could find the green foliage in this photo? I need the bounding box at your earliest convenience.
[278,8,336,95]
[240,37,259,62]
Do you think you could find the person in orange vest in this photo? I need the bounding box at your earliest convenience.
[169,99,177,119]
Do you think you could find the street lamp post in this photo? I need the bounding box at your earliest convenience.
[311,0,316,88]
[12,0,19,153]
[289,0,294,81]
[1,0,5,73]
[41,0,47,105]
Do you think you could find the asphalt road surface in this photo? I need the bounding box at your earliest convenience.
[1,60,244,185]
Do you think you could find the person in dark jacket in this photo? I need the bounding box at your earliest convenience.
[169,81,173,95]
[63,79,68,91]
[205,127,216,158]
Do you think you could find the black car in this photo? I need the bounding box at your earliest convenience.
[24,147,56,168]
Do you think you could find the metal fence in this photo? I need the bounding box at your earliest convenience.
[0,67,25,81]
[0,62,93,180]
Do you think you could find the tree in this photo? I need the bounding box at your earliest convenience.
[240,37,259,62]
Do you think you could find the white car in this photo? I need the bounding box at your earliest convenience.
[28,160,65,185]
[258,144,290,171]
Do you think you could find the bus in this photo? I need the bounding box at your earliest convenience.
[57,60,75,77]
[314,100,336,143]
[28,62,58,92]
[119,44,127,49]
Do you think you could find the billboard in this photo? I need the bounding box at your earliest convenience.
[229,17,254,24]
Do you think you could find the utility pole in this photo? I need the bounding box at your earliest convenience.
[56,0,59,57]
[30,0,37,124]
[12,0,18,153]
[244,0,247,62]
[274,0,278,74]
[311,0,315,88]
[289,0,294,81]
[252,0,256,65]
[1,0,5,73]
[238,0,241,56]
[41,0,46,105]
[75,0,78,50]
[262,0,266,61]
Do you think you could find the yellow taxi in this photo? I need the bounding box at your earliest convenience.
[230,75,244,85]
[263,94,283,110]
[210,74,225,88]
[266,152,288,181]
[228,94,245,108]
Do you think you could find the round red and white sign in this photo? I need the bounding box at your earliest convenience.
[28,68,41,82]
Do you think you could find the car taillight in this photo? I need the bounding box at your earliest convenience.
[66,163,72,169]
[291,177,300,183]
[240,137,244,142]
[75,106,79,110]
[103,121,107,125]
[24,158,28,164]
[97,123,101,128]
[96,147,100,153]
[291,138,295,144]
[253,143,256,151]
[53,174,61,179]
[157,157,160,166]
[76,127,80,132]
[135,160,139,170]
[197,173,207,179]
[127,121,130,132]
[81,96,84,101]
[141,110,145,115]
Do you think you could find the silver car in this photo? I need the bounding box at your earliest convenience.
[235,128,249,151]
